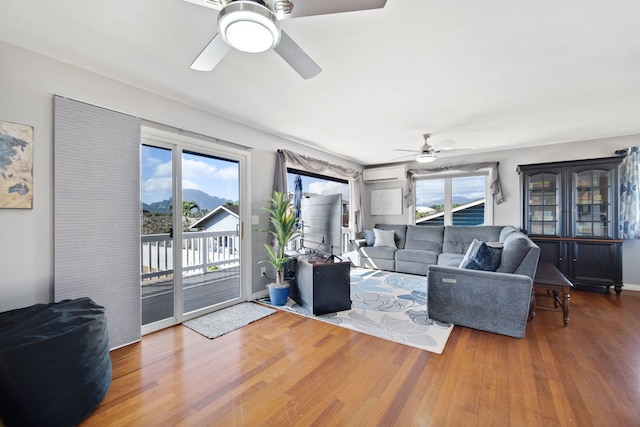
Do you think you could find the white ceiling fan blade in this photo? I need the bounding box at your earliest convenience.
[274,30,321,79]
[392,149,420,153]
[182,0,223,11]
[433,147,472,153]
[282,0,387,19]
[190,34,231,71]
[390,153,418,161]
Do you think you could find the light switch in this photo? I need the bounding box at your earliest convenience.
[252,215,259,225]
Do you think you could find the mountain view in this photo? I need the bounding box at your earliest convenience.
[419,196,480,208]
[142,189,234,214]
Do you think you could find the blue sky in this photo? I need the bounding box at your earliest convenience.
[287,173,349,201]
[415,176,485,206]
[141,146,481,207]
[141,145,239,203]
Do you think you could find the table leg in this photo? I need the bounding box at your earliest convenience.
[528,288,536,321]
[562,288,570,326]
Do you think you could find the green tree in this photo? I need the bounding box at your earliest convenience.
[182,200,200,217]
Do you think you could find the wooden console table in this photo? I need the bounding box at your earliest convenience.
[529,262,573,326]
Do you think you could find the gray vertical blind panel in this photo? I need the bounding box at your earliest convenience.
[54,96,141,349]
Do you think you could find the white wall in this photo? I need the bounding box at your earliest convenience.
[1,41,638,314]
[363,135,640,287]
[0,41,362,311]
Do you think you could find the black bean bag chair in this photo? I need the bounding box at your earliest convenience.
[0,297,112,427]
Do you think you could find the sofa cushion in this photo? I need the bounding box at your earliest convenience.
[404,225,444,251]
[374,224,407,249]
[442,226,504,254]
[495,232,534,274]
[499,225,517,241]
[373,228,396,248]
[360,245,396,261]
[395,249,439,265]
[460,241,503,271]
[363,229,375,246]
[437,252,465,266]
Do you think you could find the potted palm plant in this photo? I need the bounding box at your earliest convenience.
[259,191,299,305]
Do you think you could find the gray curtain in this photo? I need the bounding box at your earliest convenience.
[273,149,364,232]
[620,146,640,239]
[404,162,504,209]
[54,96,141,349]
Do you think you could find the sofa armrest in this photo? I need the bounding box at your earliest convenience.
[427,265,533,338]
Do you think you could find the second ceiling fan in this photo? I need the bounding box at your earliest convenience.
[393,134,470,163]
[184,0,387,79]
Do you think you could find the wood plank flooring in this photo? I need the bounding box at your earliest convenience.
[83,289,640,426]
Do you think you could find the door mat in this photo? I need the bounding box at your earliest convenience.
[183,302,275,339]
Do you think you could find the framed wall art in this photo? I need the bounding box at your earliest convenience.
[0,120,34,209]
[370,188,403,216]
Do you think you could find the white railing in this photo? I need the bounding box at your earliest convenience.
[141,230,239,280]
[142,228,351,280]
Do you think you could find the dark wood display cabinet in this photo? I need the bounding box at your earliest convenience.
[518,156,625,294]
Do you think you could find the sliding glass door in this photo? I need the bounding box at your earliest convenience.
[140,130,246,332]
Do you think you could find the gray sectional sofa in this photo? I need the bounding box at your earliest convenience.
[351,224,540,338]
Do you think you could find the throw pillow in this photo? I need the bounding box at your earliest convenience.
[363,229,375,246]
[461,241,504,272]
[458,239,482,268]
[373,228,396,248]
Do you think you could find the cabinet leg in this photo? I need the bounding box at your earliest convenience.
[615,285,622,296]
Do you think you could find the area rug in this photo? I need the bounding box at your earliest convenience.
[183,302,275,339]
[257,268,453,354]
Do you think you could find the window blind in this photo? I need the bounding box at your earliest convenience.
[54,96,141,349]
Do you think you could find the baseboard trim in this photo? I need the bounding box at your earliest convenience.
[623,284,640,292]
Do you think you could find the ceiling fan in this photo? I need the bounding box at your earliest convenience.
[393,133,470,163]
[184,0,387,79]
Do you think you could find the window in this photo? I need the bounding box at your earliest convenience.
[287,169,350,226]
[286,168,350,253]
[415,174,490,226]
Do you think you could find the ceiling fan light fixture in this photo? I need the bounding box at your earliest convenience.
[218,1,281,53]
[416,153,437,163]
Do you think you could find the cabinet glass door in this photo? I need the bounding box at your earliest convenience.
[527,172,561,236]
[573,169,613,237]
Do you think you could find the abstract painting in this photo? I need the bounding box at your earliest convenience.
[0,120,34,209]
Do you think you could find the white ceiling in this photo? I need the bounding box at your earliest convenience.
[2,0,639,165]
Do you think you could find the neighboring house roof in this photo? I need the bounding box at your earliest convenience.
[416,199,486,225]
[416,206,436,214]
[189,204,239,230]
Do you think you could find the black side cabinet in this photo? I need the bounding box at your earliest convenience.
[518,156,624,294]
[290,257,351,315]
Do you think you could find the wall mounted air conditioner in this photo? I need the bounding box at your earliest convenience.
[362,164,407,183]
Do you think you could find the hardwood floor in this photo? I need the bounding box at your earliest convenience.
[83,290,640,426]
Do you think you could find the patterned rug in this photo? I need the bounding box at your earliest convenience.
[183,302,275,339]
[258,268,453,354]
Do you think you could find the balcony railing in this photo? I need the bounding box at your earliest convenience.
[141,230,239,281]
[141,227,352,281]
